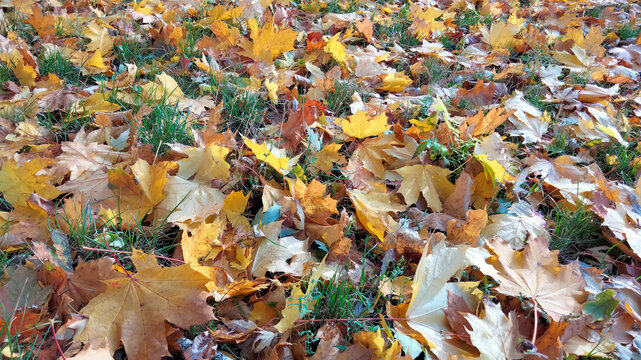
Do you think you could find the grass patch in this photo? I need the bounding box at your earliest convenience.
[453,9,492,29]
[177,22,205,58]
[325,79,364,117]
[54,200,181,262]
[375,6,419,48]
[547,130,571,156]
[134,101,193,156]
[321,0,360,14]
[298,255,409,355]
[38,111,93,142]
[419,57,456,87]
[114,38,155,67]
[0,63,16,84]
[617,23,641,41]
[38,51,83,86]
[550,204,605,262]
[595,142,640,186]
[209,75,267,137]
[584,6,605,18]
[1,97,39,123]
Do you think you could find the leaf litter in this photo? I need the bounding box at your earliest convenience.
[0,0,641,358]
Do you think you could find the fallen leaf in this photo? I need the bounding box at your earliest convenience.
[76,250,215,359]
[486,236,587,321]
[464,300,522,360]
[0,158,60,207]
[340,111,390,139]
[396,164,454,211]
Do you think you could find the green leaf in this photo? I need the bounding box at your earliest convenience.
[583,289,619,321]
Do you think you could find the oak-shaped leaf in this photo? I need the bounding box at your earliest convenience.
[75,250,215,359]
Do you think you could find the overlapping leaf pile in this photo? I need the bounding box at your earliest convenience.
[1,0,641,358]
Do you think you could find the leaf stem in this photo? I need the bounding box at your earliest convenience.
[49,319,67,360]
[102,228,135,281]
[531,300,539,346]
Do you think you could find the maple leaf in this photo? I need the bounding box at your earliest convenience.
[486,236,587,321]
[377,72,413,93]
[286,178,338,224]
[340,111,390,139]
[481,22,521,49]
[324,32,347,65]
[348,187,404,241]
[0,157,60,207]
[106,160,167,226]
[460,107,515,138]
[274,261,323,333]
[353,328,402,360]
[405,241,479,359]
[310,143,344,172]
[481,201,549,250]
[26,6,56,38]
[410,5,445,39]
[82,22,114,55]
[355,17,373,43]
[238,19,297,63]
[155,176,225,223]
[179,217,225,264]
[464,300,522,360]
[600,204,641,257]
[0,265,52,312]
[76,250,215,358]
[244,137,298,174]
[396,164,454,211]
[252,236,311,277]
[220,191,251,230]
[176,144,231,183]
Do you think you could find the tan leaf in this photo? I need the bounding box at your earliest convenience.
[486,236,587,321]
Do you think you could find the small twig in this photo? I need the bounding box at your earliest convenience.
[82,246,185,264]
[49,319,67,360]
[102,228,134,281]
[531,300,539,346]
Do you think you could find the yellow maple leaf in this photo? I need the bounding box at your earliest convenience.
[220,191,250,230]
[72,92,121,115]
[348,187,404,241]
[82,22,114,55]
[230,246,253,270]
[238,19,297,63]
[264,79,278,104]
[179,218,225,264]
[106,160,167,226]
[354,328,402,360]
[1,50,37,87]
[324,32,347,65]
[13,58,37,87]
[244,138,297,174]
[310,143,343,171]
[0,158,60,207]
[474,154,515,183]
[481,22,521,49]
[176,145,230,183]
[377,72,413,93]
[86,50,107,69]
[340,111,390,139]
[275,261,324,333]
